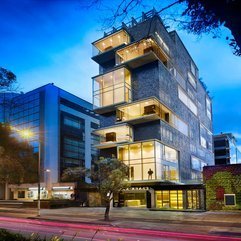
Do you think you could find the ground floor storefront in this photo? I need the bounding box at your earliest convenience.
[115,182,205,210]
[8,183,75,200]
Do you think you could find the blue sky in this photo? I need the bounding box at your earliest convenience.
[1,0,241,147]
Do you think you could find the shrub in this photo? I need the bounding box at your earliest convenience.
[0,229,63,241]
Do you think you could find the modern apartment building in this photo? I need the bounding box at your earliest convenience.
[92,9,213,210]
[3,83,99,200]
[214,133,241,165]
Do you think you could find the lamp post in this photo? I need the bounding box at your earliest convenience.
[20,129,41,216]
[37,141,41,216]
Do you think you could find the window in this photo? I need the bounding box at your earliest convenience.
[178,86,197,115]
[224,194,236,206]
[63,136,85,160]
[18,191,25,198]
[190,61,197,77]
[154,31,170,54]
[64,116,84,129]
[91,122,99,129]
[188,72,197,89]
[191,156,206,171]
[200,124,212,150]
[93,29,130,55]
[206,97,212,120]
[161,127,173,141]
[173,116,188,136]
[93,124,133,146]
[118,141,179,182]
[164,146,178,163]
[93,68,131,108]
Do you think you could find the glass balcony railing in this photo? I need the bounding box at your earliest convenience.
[92,29,130,56]
[115,38,169,68]
[118,140,179,182]
[116,97,189,136]
[93,124,133,149]
[93,67,131,113]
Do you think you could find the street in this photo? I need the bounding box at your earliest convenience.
[1,216,241,241]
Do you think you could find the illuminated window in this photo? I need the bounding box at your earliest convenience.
[93,68,131,109]
[93,124,133,149]
[93,29,130,55]
[155,190,183,209]
[118,140,179,181]
[117,97,188,136]
[116,38,169,66]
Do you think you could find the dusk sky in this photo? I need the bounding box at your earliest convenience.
[1,0,241,148]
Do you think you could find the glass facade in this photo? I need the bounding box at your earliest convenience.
[93,124,133,149]
[93,68,131,109]
[116,38,169,66]
[60,112,85,175]
[91,122,100,162]
[118,140,179,181]
[92,29,130,56]
[9,92,40,152]
[156,190,183,209]
[155,189,202,210]
[124,192,146,207]
[117,98,188,136]
[0,93,19,123]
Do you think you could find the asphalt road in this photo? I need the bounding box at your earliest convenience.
[1,217,241,241]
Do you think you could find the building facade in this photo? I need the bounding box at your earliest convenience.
[5,83,99,200]
[214,133,241,165]
[92,10,213,210]
[0,92,20,123]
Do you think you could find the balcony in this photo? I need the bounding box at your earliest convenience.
[115,38,169,69]
[116,97,173,123]
[116,97,189,136]
[93,124,133,149]
[92,29,130,65]
[93,67,131,114]
[118,140,179,182]
[116,98,161,124]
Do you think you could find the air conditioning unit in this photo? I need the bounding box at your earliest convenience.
[105,132,116,142]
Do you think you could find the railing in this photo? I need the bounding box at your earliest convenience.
[103,8,158,37]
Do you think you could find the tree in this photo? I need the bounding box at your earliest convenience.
[0,123,38,199]
[61,166,85,182]
[91,157,129,221]
[0,67,18,123]
[88,0,241,56]
[0,67,17,91]
[61,157,129,221]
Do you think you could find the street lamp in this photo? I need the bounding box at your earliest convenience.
[19,129,41,216]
